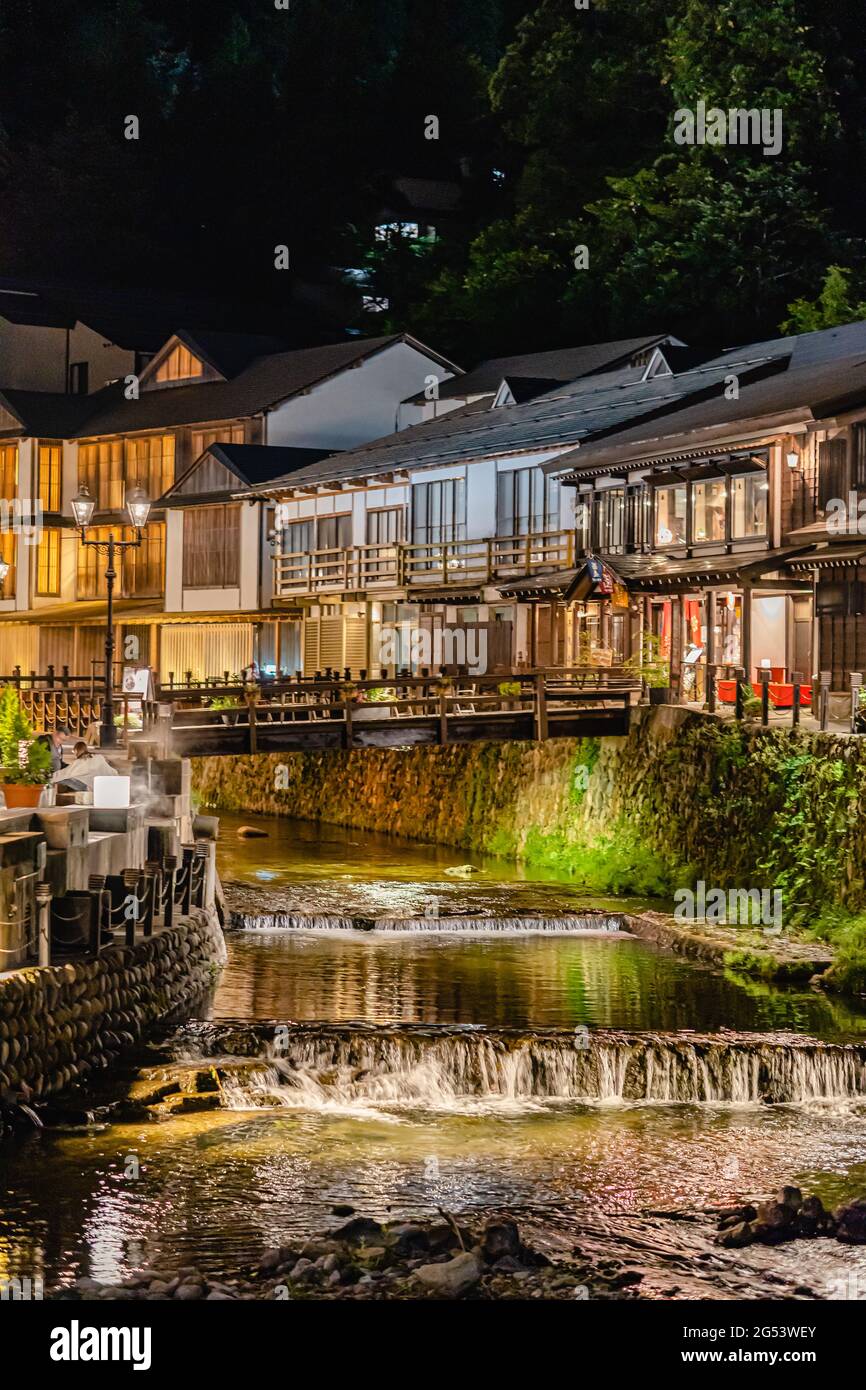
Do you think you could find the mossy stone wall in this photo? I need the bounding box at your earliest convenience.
[192,707,866,920]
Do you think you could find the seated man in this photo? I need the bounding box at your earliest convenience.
[53,740,120,792]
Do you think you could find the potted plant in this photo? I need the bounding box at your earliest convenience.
[353,685,395,721]
[209,695,240,727]
[498,679,522,710]
[624,633,671,704]
[0,685,53,807]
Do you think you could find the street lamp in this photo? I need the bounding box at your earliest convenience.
[73,480,152,748]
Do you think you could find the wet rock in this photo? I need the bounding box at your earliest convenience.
[794,1195,831,1238]
[750,1200,797,1245]
[717,1204,757,1230]
[329,1216,384,1245]
[481,1219,521,1263]
[443,864,480,877]
[236,826,268,839]
[415,1252,482,1297]
[835,1198,866,1243]
[778,1186,803,1211]
[175,1282,204,1301]
[717,1221,755,1249]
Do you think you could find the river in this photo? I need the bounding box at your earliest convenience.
[2,811,866,1299]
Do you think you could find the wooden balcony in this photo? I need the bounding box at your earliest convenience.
[273,530,575,598]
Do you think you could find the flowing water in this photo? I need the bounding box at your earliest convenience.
[3,811,866,1298]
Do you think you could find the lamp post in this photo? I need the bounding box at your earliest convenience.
[72,482,151,748]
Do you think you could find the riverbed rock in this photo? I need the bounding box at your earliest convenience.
[329,1216,384,1245]
[481,1219,521,1262]
[236,826,268,839]
[750,1199,797,1245]
[718,1221,755,1249]
[443,864,480,877]
[414,1252,482,1296]
[835,1198,866,1243]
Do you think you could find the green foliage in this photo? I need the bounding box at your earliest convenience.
[623,633,670,688]
[781,265,866,334]
[498,680,522,697]
[208,696,239,711]
[520,822,682,898]
[0,686,53,785]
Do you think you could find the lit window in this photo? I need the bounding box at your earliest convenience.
[692,479,727,542]
[654,484,687,546]
[38,443,62,511]
[732,473,768,539]
[36,528,60,596]
[155,344,203,383]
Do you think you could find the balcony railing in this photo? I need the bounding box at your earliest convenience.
[273,530,575,598]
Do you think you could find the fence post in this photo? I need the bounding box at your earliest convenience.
[791,671,802,728]
[36,883,52,967]
[534,672,548,741]
[707,665,716,714]
[180,848,194,915]
[193,841,209,908]
[163,855,177,929]
[819,670,831,731]
[439,686,448,745]
[851,672,863,734]
[143,860,160,937]
[122,869,141,946]
[87,874,105,955]
[758,666,770,727]
[734,668,745,721]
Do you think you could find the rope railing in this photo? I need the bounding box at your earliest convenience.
[3,840,212,971]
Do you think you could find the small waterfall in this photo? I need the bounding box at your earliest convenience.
[172,1022,866,1109]
[227,910,629,934]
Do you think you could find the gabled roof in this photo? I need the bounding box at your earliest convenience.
[554,351,866,479]
[400,335,674,405]
[162,443,337,504]
[249,352,783,494]
[166,330,293,380]
[0,388,101,438]
[74,334,458,437]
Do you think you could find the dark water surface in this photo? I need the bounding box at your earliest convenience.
[2,812,866,1296]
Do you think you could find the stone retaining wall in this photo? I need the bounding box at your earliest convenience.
[0,907,226,1104]
[192,706,866,923]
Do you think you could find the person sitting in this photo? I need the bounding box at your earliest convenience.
[53,741,119,792]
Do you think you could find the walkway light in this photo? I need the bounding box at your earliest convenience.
[71,484,96,530]
[125,482,152,530]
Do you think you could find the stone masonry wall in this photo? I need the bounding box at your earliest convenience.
[0,907,226,1103]
[192,707,866,922]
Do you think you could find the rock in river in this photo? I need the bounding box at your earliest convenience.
[414,1252,482,1296]
[236,826,269,839]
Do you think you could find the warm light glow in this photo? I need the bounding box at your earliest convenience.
[125,482,152,530]
[71,484,96,529]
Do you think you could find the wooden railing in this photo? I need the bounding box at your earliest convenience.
[273,530,576,596]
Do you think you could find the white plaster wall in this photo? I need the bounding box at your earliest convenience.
[165,510,183,611]
[266,343,454,450]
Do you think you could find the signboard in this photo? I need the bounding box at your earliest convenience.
[122,666,155,704]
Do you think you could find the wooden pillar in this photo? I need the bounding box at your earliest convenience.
[741,578,753,684]
[705,590,716,711]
